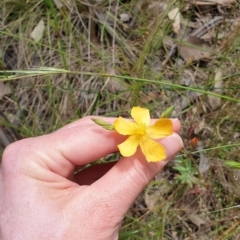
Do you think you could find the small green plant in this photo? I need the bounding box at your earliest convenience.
[173,157,198,187]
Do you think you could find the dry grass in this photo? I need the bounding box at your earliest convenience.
[1,0,240,239]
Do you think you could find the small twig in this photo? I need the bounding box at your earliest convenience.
[190,16,224,38]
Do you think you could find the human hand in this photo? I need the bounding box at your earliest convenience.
[0,117,183,240]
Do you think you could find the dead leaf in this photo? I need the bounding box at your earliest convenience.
[107,78,127,92]
[30,19,45,43]
[178,36,211,61]
[53,0,63,9]
[148,1,167,15]
[106,68,128,92]
[144,191,159,212]
[188,213,206,227]
[197,141,211,174]
[144,182,171,212]
[140,91,158,104]
[0,82,11,99]
[119,12,132,23]
[94,10,114,26]
[196,0,235,6]
[180,69,194,86]
[208,96,221,110]
[195,118,205,134]
[208,69,223,110]
[168,7,181,34]
[199,152,211,174]
[213,69,223,94]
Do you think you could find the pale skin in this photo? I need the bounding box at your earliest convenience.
[0,117,183,240]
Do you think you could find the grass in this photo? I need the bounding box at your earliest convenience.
[1,0,240,239]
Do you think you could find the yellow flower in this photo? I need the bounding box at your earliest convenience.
[114,106,173,162]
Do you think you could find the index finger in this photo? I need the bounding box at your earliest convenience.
[2,117,181,179]
[58,116,181,133]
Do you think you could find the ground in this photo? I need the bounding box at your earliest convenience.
[1,0,240,239]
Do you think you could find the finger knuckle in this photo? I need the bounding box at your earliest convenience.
[1,139,31,171]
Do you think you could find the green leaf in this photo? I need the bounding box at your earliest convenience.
[173,166,187,172]
[161,105,175,118]
[225,161,240,169]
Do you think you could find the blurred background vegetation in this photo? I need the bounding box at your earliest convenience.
[1,0,240,239]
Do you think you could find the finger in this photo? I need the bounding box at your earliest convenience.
[43,118,180,172]
[59,116,181,133]
[6,125,124,178]
[58,116,116,131]
[6,117,180,178]
[89,133,183,215]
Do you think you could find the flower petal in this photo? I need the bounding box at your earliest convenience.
[114,117,138,135]
[117,135,140,157]
[147,118,173,139]
[131,106,150,127]
[140,137,166,162]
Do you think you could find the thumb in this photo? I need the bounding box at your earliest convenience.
[89,133,183,217]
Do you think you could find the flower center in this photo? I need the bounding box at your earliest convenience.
[137,124,147,136]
